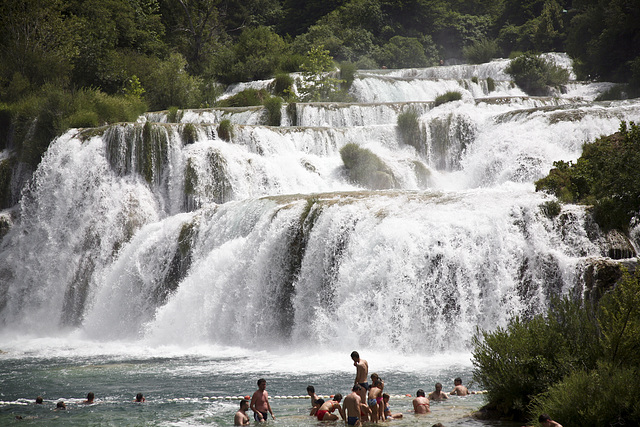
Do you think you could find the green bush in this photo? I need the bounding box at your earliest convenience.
[340,143,395,190]
[144,53,203,110]
[487,77,496,92]
[272,73,294,98]
[463,38,499,64]
[0,158,13,208]
[182,123,197,145]
[218,119,233,141]
[535,121,640,231]
[434,91,462,106]
[218,89,269,107]
[263,96,283,126]
[340,62,357,90]
[540,200,562,218]
[397,108,423,151]
[505,53,570,96]
[167,107,183,123]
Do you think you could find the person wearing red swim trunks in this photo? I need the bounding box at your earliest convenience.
[316,394,344,421]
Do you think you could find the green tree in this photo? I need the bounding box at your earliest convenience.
[373,36,438,68]
[297,45,343,102]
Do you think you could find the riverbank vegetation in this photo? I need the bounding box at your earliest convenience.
[473,268,640,426]
[1,0,640,209]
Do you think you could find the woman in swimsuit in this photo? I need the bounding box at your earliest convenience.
[316,394,345,421]
[412,389,430,414]
[367,380,384,423]
[382,393,403,419]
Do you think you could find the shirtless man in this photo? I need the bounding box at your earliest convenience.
[382,393,403,420]
[428,383,448,401]
[351,351,369,404]
[343,384,371,426]
[450,377,469,396]
[412,389,430,414]
[315,393,345,421]
[234,399,250,425]
[250,378,275,422]
[367,379,384,422]
[538,413,563,427]
[307,385,320,416]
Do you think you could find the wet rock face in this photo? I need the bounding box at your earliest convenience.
[583,257,637,305]
[605,229,637,259]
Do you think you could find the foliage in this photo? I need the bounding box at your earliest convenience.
[535,121,640,231]
[373,36,438,69]
[486,77,495,92]
[540,200,561,218]
[340,143,396,190]
[218,89,269,107]
[181,123,197,145]
[263,96,283,126]
[505,53,569,96]
[297,45,346,102]
[397,108,423,151]
[340,62,357,90]
[143,53,203,110]
[435,91,463,106]
[217,119,233,141]
[271,73,294,98]
[463,38,499,64]
[473,268,640,422]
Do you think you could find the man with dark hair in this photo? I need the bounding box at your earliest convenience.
[343,384,370,426]
[307,385,320,416]
[316,393,345,421]
[35,396,43,404]
[428,383,448,401]
[351,351,368,404]
[450,378,469,396]
[135,393,145,402]
[538,414,563,427]
[234,399,250,425]
[250,378,275,422]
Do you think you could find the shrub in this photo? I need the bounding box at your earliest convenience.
[397,108,423,150]
[340,62,357,90]
[435,91,462,106]
[487,77,496,92]
[167,107,183,123]
[272,73,294,98]
[535,121,640,231]
[182,123,197,145]
[144,53,203,110]
[540,200,562,218]
[218,119,233,141]
[340,143,395,190]
[505,53,569,96]
[463,39,499,64]
[218,89,269,107]
[263,96,283,126]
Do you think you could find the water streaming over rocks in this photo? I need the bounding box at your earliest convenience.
[1,54,639,354]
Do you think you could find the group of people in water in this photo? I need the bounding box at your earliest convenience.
[31,392,145,411]
[235,351,472,426]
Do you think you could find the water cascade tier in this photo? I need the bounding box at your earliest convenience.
[1,54,639,353]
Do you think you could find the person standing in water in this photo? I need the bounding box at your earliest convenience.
[428,383,448,401]
[351,351,369,404]
[307,385,320,416]
[450,378,469,396]
[234,399,250,425]
[250,378,275,422]
[343,384,370,426]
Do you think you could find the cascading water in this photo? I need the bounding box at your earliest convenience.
[1,56,639,354]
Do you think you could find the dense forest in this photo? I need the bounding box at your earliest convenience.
[0,0,639,205]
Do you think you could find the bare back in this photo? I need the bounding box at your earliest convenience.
[343,392,361,419]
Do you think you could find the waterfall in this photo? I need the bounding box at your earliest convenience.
[1,56,639,353]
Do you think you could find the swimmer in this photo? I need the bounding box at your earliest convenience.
[234,399,250,425]
[135,393,145,402]
[412,389,430,414]
[307,385,320,416]
[56,401,66,410]
[35,396,43,404]
[382,393,403,420]
[316,393,345,421]
[450,378,469,396]
[351,351,369,404]
[538,414,563,427]
[343,384,371,426]
[428,383,448,401]
[83,392,95,404]
[367,379,384,422]
[250,378,275,422]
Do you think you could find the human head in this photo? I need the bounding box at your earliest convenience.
[435,383,442,391]
[35,396,43,404]
[374,379,382,387]
[240,399,249,410]
[371,373,379,382]
[416,389,425,397]
[135,393,144,402]
[257,378,266,389]
[350,351,360,362]
[315,398,325,406]
[307,385,315,395]
[454,377,462,385]
[86,392,94,401]
[56,401,66,410]
[352,384,361,393]
[382,393,390,402]
[538,414,552,423]
[333,393,342,402]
